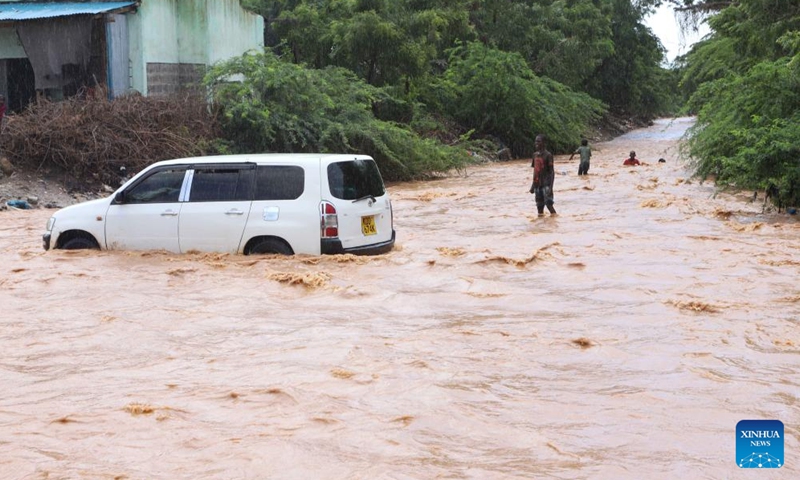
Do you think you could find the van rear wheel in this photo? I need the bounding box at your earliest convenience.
[248,238,293,255]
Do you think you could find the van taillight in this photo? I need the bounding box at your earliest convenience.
[320,201,338,238]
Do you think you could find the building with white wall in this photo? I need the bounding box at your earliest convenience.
[0,0,264,110]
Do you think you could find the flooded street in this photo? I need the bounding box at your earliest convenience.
[1,117,798,479]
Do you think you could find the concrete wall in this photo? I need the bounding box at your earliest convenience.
[0,28,26,59]
[177,0,208,64]
[140,0,180,63]
[131,0,263,96]
[0,0,263,96]
[0,27,25,104]
[129,0,179,95]
[207,0,264,64]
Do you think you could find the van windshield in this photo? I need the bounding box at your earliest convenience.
[327,159,386,200]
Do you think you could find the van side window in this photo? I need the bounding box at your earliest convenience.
[255,165,304,200]
[189,168,254,202]
[126,168,186,204]
[327,160,385,200]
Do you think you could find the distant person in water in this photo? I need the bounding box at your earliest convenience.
[529,134,556,216]
[623,151,640,166]
[569,138,592,176]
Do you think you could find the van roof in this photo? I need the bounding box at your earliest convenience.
[153,153,373,167]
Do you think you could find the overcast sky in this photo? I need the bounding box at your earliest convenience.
[645,4,711,64]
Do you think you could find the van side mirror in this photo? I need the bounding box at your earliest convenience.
[114,191,126,204]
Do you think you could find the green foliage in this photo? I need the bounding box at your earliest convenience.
[204,51,468,180]
[246,0,669,120]
[264,0,475,92]
[683,0,800,206]
[686,58,800,206]
[680,0,800,93]
[421,42,606,155]
[675,36,737,110]
[586,0,671,117]
[272,3,330,67]
[711,0,800,62]
[328,10,423,85]
[234,0,682,176]
[469,0,614,91]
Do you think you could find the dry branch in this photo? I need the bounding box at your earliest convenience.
[1,91,219,189]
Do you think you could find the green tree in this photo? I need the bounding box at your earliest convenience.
[238,0,677,166]
[241,0,307,46]
[328,10,427,86]
[422,42,606,155]
[585,0,670,117]
[469,0,614,91]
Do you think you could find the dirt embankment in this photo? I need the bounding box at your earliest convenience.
[0,168,107,211]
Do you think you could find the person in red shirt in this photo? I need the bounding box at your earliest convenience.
[623,150,641,166]
[529,134,556,216]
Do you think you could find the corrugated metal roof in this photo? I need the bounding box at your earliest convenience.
[0,2,136,21]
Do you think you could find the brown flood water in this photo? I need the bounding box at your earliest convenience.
[1,117,798,479]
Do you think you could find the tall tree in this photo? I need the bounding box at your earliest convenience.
[422,41,605,155]
[469,0,614,90]
[586,0,668,116]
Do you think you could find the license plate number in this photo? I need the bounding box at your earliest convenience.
[361,215,377,236]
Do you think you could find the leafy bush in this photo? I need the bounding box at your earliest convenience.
[204,51,468,180]
[686,58,800,206]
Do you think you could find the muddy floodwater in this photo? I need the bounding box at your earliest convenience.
[1,117,798,479]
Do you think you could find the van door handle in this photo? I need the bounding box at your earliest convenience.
[160,210,178,216]
[225,209,245,216]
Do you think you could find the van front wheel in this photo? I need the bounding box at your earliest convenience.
[61,233,100,250]
[247,238,293,255]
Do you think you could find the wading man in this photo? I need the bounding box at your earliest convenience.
[529,134,556,216]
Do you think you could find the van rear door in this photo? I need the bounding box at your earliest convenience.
[324,157,393,251]
[242,163,321,255]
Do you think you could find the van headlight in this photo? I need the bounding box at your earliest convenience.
[46,217,56,232]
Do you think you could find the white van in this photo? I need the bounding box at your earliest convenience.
[43,154,395,255]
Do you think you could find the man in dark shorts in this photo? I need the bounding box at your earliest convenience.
[529,134,556,216]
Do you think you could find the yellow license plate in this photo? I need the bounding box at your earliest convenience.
[361,215,377,235]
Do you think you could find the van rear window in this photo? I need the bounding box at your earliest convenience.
[255,165,305,200]
[327,160,385,200]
